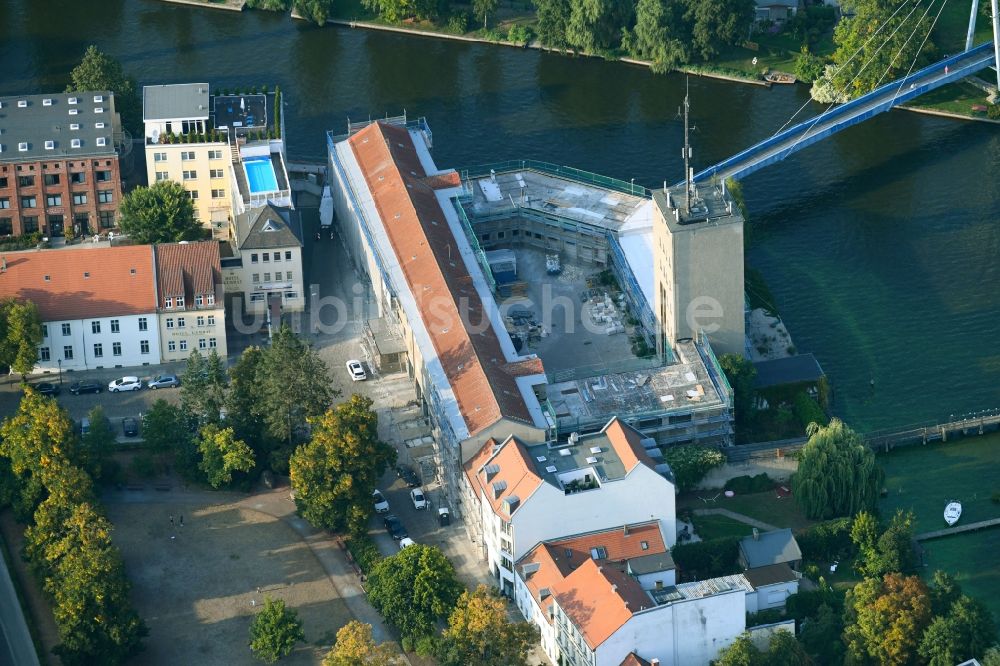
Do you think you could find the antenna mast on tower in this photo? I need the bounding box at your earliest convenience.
[683,77,692,211]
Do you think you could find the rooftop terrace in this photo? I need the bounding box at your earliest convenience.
[647,573,751,607]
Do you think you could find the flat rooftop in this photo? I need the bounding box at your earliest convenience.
[0,92,117,161]
[524,429,637,484]
[213,94,269,131]
[142,83,210,122]
[545,339,725,425]
[463,169,649,232]
[648,573,751,607]
[653,181,743,231]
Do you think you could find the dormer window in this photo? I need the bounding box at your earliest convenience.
[68,97,78,105]
[17,142,27,152]
[206,294,215,305]
[165,297,173,309]
[42,98,53,107]
[17,100,27,108]
[195,294,204,307]
[71,139,81,149]
[93,95,103,103]
[96,137,106,147]
[44,141,54,150]
[68,108,78,115]
[94,107,104,114]
[95,122,105,129]
[176,296,185,308]
[70,123,80,130]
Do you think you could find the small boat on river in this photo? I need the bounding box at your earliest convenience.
[764,72,797,84]
[944,501,962,526]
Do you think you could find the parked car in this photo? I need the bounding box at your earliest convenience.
[79,418,91,436]
[122,417,139,437]
[399,537,416,550]
[346,359,367,382]
[410,487,428,510]
[373,489,390,514]
[147,374,180,389]
[32,382,60,396]
[396,464,420,488]
[108,376,142,392]
[69,381,102,395]
[383,514,408,540]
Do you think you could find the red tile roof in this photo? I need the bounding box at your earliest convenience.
[153,242,221,308]
[620,654,652,666]
[464,434,544,517]
[346,122,540,436]
[551,558,652,650]
[518,521,667,624]
[603,418,658,474]
[0,246,156,320]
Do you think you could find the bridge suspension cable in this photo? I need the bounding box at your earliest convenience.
[890,0,952,103]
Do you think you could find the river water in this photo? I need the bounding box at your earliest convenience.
[3,0,999,430]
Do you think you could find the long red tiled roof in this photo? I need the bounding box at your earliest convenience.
[347,122,540,436]
[0,246,156,320]
[463,434,544,517]
[153,242,221,308]
[551,558,652,649]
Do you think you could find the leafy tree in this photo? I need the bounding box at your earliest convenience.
[256,325,335,445]
[80,406,117,482]
[830,0,936,98]
[851,509,915,579]
[293,0,333,24]
[661,443,724,491]
[362,0,414,22]
[765,630,812,666]
[118,181,201,244]
[794,46,827,83]
[226,346,278,465]
[918,594,997,665]
[534,0,572,47]
[436,585,538,666]
[683,0,755,60]
[289,395,396,533]
[322,620,400,666]
[628,0,689,74]
[141,398,197,475]
[716,632,763,665]
[927,570,961,616]
[983,646,1000,666]
[22,466,96,582]
[181,349,227,426]
[197,425,255,488]
[843,573,932,666]
[670,536,740,580]
[565,0,633,53]
[367,544,463,640]
[718,353,757,435]
[473,0,499,28]
[66,45,140,131]
[792,418,883,519]
[798,602,845,665]
[249,596,304,663]
[0,299,43,375]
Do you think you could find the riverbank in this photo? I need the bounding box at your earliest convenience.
[159,0,245,10]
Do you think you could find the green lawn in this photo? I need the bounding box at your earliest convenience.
[878,434,1000,532]
[691,514,757,541]
[679,490,815,531]
[932,0,994,54]
[921,529,1000,625]
[906,80,992,115]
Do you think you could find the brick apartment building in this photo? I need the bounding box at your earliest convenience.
[0,91,124,239]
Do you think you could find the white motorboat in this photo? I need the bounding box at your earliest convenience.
[944,501,962,526]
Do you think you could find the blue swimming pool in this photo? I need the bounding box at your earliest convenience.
[244,157,278,194]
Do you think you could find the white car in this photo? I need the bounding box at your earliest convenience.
[346,359,367,382]
[410,487,428,510]
[108,376,142,392]
[373,489,389,514]
[399,537,416,550]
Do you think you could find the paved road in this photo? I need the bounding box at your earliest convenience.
[0,536,40,666]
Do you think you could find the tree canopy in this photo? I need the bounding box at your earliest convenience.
[118,181,202,244]
[792,418,882,519]
[322,620,401,666]
[661,443,724,491]
[181,349,228,426]
[249,596,304,663]
[0,299,43,375]
[436,585,538,666]
[851,509,916,579]
[715,629,810,666]
[718,352,757,436]
[66,45,141,131]
[197,425,255,489]
[289,395,396,533]
[366,544,464,640]
[843,573,932,666]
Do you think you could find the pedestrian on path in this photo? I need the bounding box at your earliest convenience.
[179,515,184,527]
[170,515,174,527]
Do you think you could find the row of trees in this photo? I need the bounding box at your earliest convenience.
[246,0,334,25]
[0,390,147,664]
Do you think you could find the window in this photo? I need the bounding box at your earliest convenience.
[39,347,50,362]
[155,171,169,182]
[93,343,103,358]
[177,317,186,328]
[0,218,10,235]
[98,211,114,228]
[283,291,298,300]
[262,252,269,262]
[250,294,265,303]
[284,251,291,260]
[195,295,203,306]
[182,170,197,180]
[44,174,60,186]
[176,296,184,308]
[112,342,122,356]
[110,319,119,333]
[61,323,71,336]
[286,271,292,281]
[46,194,62,207]
[206,294,215,305]
[63,346,73,360]
[208,150,222,160]
[98,190,113,204]
[167,340,176,352]
[207,315,215,326]
[96,170,111,182]
[70,172,85,184]
[181,151,195,161]
[165,318,174,329]
[589,546,608,560]
[0,178,6,188]
[41,324,48,338]
[165,297,174,309]
[72,193,87,205]
[22,216,38,233]
[198,338,207,350]
[140,340,150,354]
[138,317,148,331]
[210,169,224,178]
[91,321,101,334]
[18,175,34,187]
[272,252,281,263]
[154,152,167,162]
[188,190,198,200]
[251,254,259,264]
[640,541,649,550]
[263,273,271,282]
[211,189,224,199]
[196,316,205,326]
[179,340,188,351]
[209,337,217,348]
[21,196,36,208]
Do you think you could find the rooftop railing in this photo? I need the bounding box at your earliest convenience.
[460,160,650,198]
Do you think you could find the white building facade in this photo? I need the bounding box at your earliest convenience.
[38,313,160,372]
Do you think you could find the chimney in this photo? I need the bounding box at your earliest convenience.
[611,584,617,593]
[752,528,759,541]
